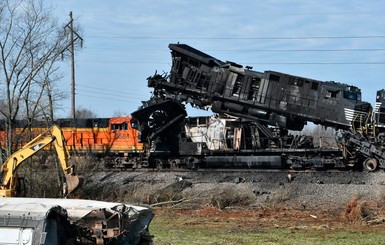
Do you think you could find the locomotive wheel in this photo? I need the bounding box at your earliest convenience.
[363,158,378,172]
[155,159,164,169]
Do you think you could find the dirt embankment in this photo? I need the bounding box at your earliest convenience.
[79,170,385,211]
[74,169,385,237]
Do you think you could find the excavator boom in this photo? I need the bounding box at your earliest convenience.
[49,125,83,196]
[0,125,82,197]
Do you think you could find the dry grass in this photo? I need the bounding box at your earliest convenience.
[343,197,382,224]
[210,185,255,209]
[151,206,385,245]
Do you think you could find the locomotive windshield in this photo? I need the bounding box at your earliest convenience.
[343,90,360,101]
[131,121,139,130]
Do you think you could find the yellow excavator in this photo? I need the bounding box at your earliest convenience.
[0,125,83,197]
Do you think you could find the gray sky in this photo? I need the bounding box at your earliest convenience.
[52,0,385,118]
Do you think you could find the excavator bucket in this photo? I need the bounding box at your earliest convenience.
[65,175,84,196]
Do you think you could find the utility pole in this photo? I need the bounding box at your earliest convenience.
[70,11,75,120]
[65,12,83,120]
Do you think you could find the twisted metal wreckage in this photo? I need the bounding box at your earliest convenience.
[132,43,385,171]
[0,198,153,244]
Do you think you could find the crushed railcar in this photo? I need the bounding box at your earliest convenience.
[0,198,153,245]
[132,99,344,170]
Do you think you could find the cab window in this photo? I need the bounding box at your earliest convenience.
[326,90,340,98]
[131,121,139,130]
[343,91,358,100]
[111,123,128,130]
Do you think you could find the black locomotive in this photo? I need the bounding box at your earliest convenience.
[132,43,385,171]
[149,44,371,131]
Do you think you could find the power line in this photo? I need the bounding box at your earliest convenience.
[85,35,385,40]
[76,87,148,100]
[245,61,385,65]
[209,48,385,52]
[76,84,149,98]
[77,60,168,64]
[210,48,385,52]
[252,10,385,16]
[78,10,385,17]
[76,60,385,65]
[76,93,143,104]
[84,47,168,51]
[84,46,385,52]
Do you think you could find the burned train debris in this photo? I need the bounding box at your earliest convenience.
[131,43,385,171]
[132,103,345,169]
[0,198,153,245]
[132,98,187,142]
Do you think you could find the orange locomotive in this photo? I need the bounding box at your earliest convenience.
[0,117,144,168]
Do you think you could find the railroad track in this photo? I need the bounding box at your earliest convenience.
[105,166,370,174]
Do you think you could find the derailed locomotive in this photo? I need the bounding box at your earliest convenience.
[131,43,385,171]
[149,44,371,131]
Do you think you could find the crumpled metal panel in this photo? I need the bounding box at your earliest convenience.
[0,197,153,244]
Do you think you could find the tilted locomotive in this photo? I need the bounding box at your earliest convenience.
[132,43,385,171]
[148,44,371,131]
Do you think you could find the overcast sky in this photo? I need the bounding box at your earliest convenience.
[51,0,385,118]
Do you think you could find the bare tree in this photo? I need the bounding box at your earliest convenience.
[75,107,98,119]
[113,110,128,117]
[0,0,77,156]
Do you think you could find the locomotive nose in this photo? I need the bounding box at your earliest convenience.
[348,102,372,128]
